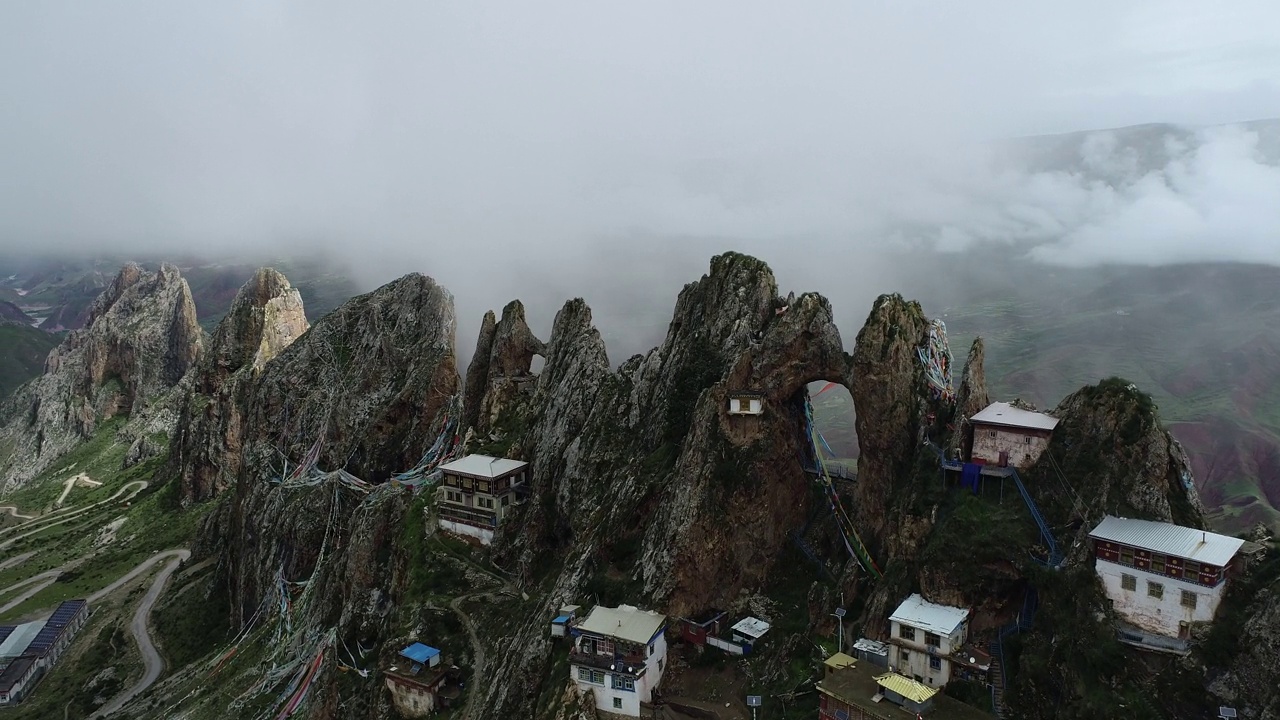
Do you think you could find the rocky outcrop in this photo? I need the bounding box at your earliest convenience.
[1208,574,1280,720]
[461,300,546,438]
[1034,378,1207,540]
[850,295,933,553]
[473,254,864,716]
[0,262,203,492]
[949,337,989,453]
[167,268,309,505]
[200,272,459,632]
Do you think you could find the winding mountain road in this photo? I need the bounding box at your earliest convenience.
[0,506,35,520]
[0,551,34,572]
[0,569,63,614]
[0,481,147,550]
[91,549,190,718]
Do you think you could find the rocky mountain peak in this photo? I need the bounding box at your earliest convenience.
[0,262,203,491]
[950,336,990,452]
[1039,378,1206,533]
[169,267,309,505]
[462,299,546,437]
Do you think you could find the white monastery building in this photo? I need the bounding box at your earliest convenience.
[569,605,668,717]
[1090,515,1245,650]
[886,594,970,687]
[436,454,528,544]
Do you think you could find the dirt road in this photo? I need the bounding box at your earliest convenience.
[91,549,190,718]
[0,481,147,549]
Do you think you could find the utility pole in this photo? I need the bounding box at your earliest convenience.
[833,607,846,654]
[747,695,761,720]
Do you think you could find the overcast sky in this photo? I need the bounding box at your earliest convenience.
[2,2,1279,354]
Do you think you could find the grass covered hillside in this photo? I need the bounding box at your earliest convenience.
[0,324,59,399]
[926,261,1280,535]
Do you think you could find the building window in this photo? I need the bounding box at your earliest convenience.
[929,656,942,671]
[1024,436,1031,444]
[592,670,604,684]
[900,649,910,663]
[501,495,510,506]
[613,698,623,709]
[658,659,664,673]
[1151,555,1166,574]
[988,430,997,438]
[924,632,941,648]
[1147,581,1164,599]
[899,625,915,641]
[577,667,592,682]
[1120,548,1135,567]
[1121,574,1137,591]
[613,676,635,691]
[1181,590,1197,609]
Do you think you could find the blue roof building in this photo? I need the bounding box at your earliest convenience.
[399,642,441,671]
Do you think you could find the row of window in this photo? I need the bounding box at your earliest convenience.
[442,490,510,508]
[1113,547,1217,576]
[897,626,942,647]
[985,430,1035,444]
[575,667,636,692]
[1119,574,1199,608]
[898,648,943,672]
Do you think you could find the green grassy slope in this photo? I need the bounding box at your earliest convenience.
[0,324,59,399]
[932,262,1280,534]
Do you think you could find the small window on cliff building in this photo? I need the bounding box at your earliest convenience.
[1121,574,1137,591]
[1181,590,1197,609]
[899,625,915,641]
[1024,436,1031,444]
[1148,581,1164,599]
[988,430,997,438]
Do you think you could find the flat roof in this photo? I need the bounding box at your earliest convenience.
[824,652,856,670]
[1089,515,1244,567]
[438,454,528,478]
[730,616,771,639]
[400,643,441,664]
[852,638,889,655]
[576,605,666,645]
[0,621,44,659]
[889,594,969,636]
[970,402,1059,431]
[874,671,938,704]
[0,656,36,692]
[817,662,994,720]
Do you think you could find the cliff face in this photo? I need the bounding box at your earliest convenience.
[168,268,309,505]
[466,254,865,715]
[206,272,460,623]
[461,300,545,439]
[950,337,989,454]
[157,251,1272,720]
[0,262,202,492]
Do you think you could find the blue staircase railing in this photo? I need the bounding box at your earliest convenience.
[1007,469,1063,567]
[790,530,831,579]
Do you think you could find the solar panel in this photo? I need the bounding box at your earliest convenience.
[1220,708,1238,719]
[0,627,14,646]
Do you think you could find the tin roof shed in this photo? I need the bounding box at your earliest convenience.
[400,643,441,664]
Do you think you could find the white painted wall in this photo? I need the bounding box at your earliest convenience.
[889,621,965,686]
[437,519,493,545]
[1096,560,1225,637]
[728,397,764,415]
[971,426,1051,468]
[571,631,668,717]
